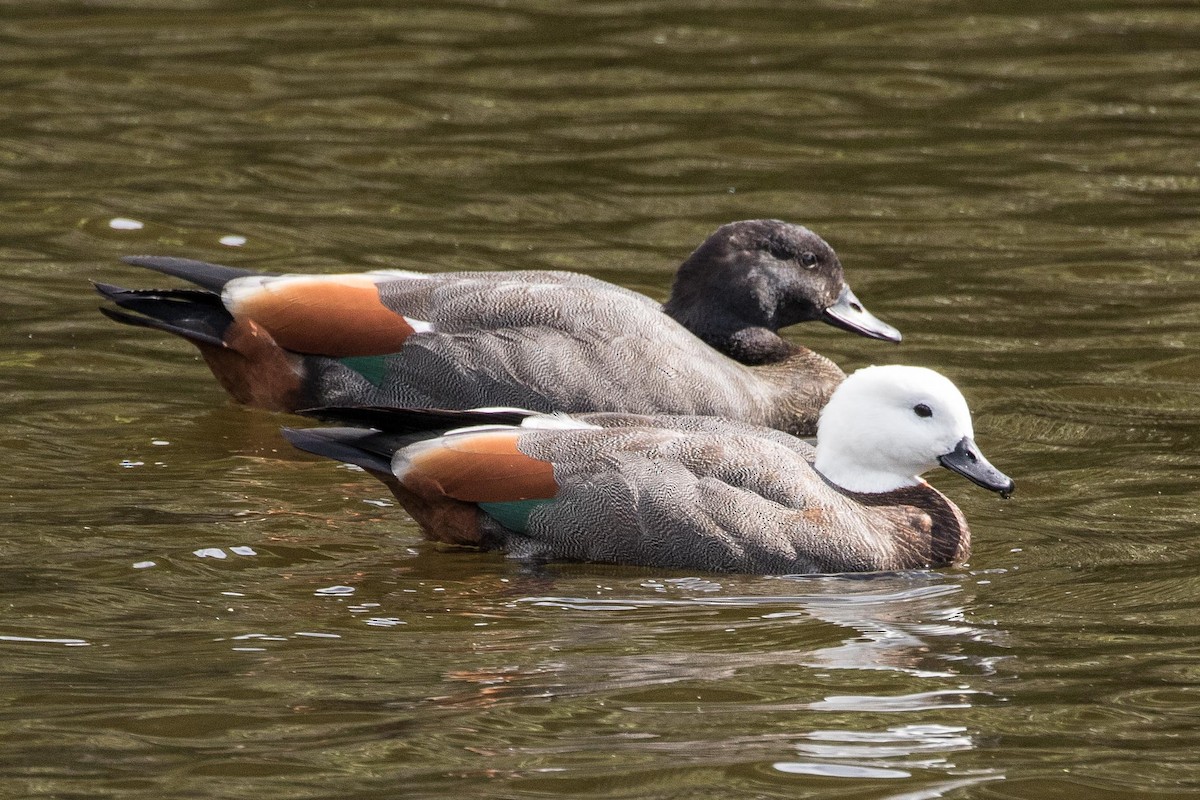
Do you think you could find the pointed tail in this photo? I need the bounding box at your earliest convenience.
[94,281,233,348]
[281,426,401,475]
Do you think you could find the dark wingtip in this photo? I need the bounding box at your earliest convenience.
[280,426,322,451]
[117,255,260,292]
[297,405,537,433]
[281,426,397,475]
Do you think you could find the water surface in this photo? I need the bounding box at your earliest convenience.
[3,1,1200,797]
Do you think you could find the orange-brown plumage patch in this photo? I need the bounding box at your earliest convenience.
[400,431,558,504]
[230,275,422,356]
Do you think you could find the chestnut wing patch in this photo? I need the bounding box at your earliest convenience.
[223,274,432,357]
[397,430,559,533]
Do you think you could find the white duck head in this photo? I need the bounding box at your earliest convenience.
[813,365,1014,497]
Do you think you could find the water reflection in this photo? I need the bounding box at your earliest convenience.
[349,571,999,790]
[302,566,1011,793]
[774,723,987,783]
[518,573,1003,682]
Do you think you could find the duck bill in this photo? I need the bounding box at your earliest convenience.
[822,285,902,342]
[937,436,1015,498]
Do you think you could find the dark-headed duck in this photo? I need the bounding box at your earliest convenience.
[96,220,898,436]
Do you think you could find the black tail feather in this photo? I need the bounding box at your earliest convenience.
[95,281,233,348]
[94,281,221,306]
[297,406,537,434]
[119,255,263,292]
[281,427,402,475]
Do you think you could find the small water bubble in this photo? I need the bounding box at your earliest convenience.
[132,560,156,569]
[229,546,257,556]
[219,234,247,247]
[119,459,144,468]
[109,217,144,230]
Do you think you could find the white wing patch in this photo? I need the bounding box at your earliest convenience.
[366,269,429,281]
[407,317,435,333]
[521,412,602,431]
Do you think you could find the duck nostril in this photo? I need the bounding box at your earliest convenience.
[850,303,863,312]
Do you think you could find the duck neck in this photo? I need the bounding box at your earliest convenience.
[839,483,972,568]
[749,348,847,436]
[664,291,793,365]
[706,324,799,365]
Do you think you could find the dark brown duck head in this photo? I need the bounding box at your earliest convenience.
[663,219,901,365]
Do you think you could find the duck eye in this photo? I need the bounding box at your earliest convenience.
[913,403,933,418]
[800,251,818,268]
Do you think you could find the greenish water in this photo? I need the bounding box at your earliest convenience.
[4,1,1200,797]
